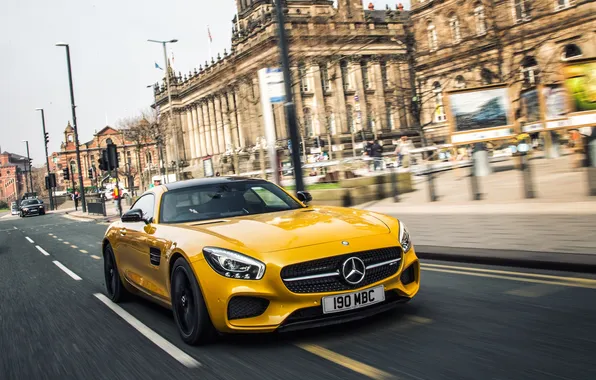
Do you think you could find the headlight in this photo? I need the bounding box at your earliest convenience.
[203,247,266,280]
[399,222,412,253]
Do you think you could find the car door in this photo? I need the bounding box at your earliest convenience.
[119,194,155,292]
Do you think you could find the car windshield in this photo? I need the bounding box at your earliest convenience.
[160,180,304,224]
[21,199,41,206]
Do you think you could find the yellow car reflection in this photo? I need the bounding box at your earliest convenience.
[102,177,420,345]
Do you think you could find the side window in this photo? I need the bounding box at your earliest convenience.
[250,187,288,208]
[131,194,155,221]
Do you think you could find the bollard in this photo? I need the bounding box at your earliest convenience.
[427,162,438,202]
[470,159,482,201]
[342,189,353,207]
[375,174,385,200]
[520,153,536,199]
[391,165,399,202]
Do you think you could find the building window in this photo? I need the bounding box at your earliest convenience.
[319,63,330,92]
[381,61,389,88]
[521,56,540,86]
[474,3,487,35]
[340,60,350,91]
[449,14,461,43]
[427,21,438,51]
[433,82,446,123]
[366,103,374,130]
[562,44,582,60]
[361,60,371,89]
[385,103,395,130]
[556,0,573,10]
[346,105,355,133]
[67,135,73,142]
[513,0,530,22]
[303,107,314,137]
[481,68,494,85]
[298,63,309,92]
[455,75,466,89]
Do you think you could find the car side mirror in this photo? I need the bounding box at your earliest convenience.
[297,191,312,204]
[122,208,145,223]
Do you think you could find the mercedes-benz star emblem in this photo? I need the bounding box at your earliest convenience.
[341,257,366,285]
[342,241,349,246]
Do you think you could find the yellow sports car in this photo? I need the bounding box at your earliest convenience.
[102,177,420,345]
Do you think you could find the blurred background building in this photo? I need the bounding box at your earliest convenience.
[0,151,30,204]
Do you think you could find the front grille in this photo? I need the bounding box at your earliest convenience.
[227,296,270,320]
[279,290,408,332]
[280,247,402,294]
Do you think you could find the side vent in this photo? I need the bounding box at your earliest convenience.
[150,247,161,266]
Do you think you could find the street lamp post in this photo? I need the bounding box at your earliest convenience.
[148,39,181,181]
[35,108,55,211]
[147,84,169,183]
[22,140,34,193]
[56,42,86,212]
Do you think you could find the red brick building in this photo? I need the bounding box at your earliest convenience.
[48,122,161,192]
[0,151,30,204]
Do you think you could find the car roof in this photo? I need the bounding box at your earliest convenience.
[163,176,268,191]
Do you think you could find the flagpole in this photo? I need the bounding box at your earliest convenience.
[207,25,212,61]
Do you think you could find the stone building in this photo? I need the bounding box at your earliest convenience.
[410,0,596,141]
[154,0,418,177]
[0,151,29,203]
[49,122,161,192]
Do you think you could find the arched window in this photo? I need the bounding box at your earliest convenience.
[145,151,153,165]
[474,2,487,35]
[513,0,530,22]
[427,21,438,51]
[340,60,350,91]
[319,63,330,92]
[481,68,494,84]
[521,56,539,86]
[303,107,314,137]
[346,105,355,133]
[556,0,572,10]
[326,108,336,135]
[562,44,582,60]
[433,82,446,122]
[449,14,461,43]
[385,102,395,130]
[361,60,371,89]
[455,75,466,89]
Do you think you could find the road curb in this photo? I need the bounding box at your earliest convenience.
[415,245,596,273]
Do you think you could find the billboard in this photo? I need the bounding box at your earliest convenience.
[563,58,596,133]
[446,84,515,144]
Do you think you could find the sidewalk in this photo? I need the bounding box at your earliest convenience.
[61,203,121,223]
[359,199,596,272]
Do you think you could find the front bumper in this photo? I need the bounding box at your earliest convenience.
[193,243,421,334]
[22,208,43,216]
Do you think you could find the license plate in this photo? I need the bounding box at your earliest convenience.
[322,285,385,314]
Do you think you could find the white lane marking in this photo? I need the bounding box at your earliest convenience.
[58,238,63,241]
[91,255,101,260]
[93,293,201,368]
[52,261,82,281]
[52,236,57,238]
[71,245,78,249]
[80,250,88,254]
[506,284,563,298]
[25,237,34,243]
[48,233,53,236]
[36,246,50,256]
[13,226,17,230]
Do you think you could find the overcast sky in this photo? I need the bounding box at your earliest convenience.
[1,0,409,165]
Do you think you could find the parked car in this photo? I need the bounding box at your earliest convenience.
[11,202,19,215]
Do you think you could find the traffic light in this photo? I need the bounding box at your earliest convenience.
[49,173,57,188]
[98,149,109,171]
[106,138,119,170]
[28,158,33,167]
[44,132,50,145]
[62,167,70,180]
[88,168,93,179]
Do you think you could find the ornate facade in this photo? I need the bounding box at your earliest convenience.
[410,0,596,140]
[0,151,29,203]
[154,0,417,177]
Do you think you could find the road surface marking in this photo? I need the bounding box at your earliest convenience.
[80,249,88,254]
[297,344,394,379]
[91,255,101,260]
[422,263,596,285]
[36,246,50,256]
[93,293,201,368]
[63,241,70,245]
[71,245,78,249]
[52,236,57,238]
[58,238,63,241]
[506,284,563,298]
[52,261,82,281]
[48,233,53,236]
[422,267,596,289]
[25,237,34,243]
[13,226,17,230]
[406,315,433,325]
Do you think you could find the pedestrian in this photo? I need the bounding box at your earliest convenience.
[394,136,415,168]
[371,139,383,171]
[73,189,80,211]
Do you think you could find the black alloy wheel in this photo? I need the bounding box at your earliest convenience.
[103,243,129,302]
[170,258,216,345]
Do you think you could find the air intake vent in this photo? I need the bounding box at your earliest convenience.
[227,296,270,320]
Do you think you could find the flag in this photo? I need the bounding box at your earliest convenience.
[155,62,163,70]
[207,26,213,42]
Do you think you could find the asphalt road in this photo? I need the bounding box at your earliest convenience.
[1,212,596,380]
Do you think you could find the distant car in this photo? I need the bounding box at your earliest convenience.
[11,202,19,215]
[19,199,45,217]
[102,177,420,345]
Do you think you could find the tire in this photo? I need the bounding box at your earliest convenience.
[103,243,130,303]
[170,257,216,345]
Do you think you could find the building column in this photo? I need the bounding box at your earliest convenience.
[290,65,305,136]
[190,105,201,159]
[311,59,326,136]
[350,56,368,133]
[200,101,213,156]
[186,107,196,160]
[232,86,246,148]
[235,82,251,147]
[226,90,240,149]
[207,97,220,154]
[391,58,411,129]
[332,59,348,133]
[371,56,387,133]
[219,93,233,152]
[196,103,207,157]
[213,95,225,153]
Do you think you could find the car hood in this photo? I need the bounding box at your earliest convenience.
[21,204,42,209]
[177,206,391,253]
